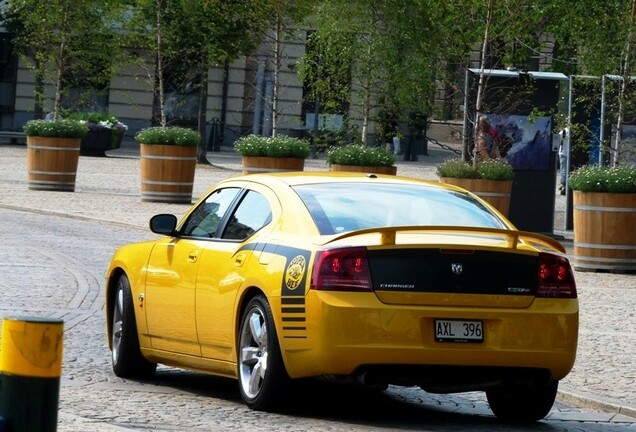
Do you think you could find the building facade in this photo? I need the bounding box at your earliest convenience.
[0,7,558,149]
[0,15,311,147]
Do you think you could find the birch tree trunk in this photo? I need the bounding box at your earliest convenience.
[272,16,281,138]
[612,0,636,167]
[361,78,370,145]
[52,5,70,120]
[53,38,66,120]
[155,0,166,127]
[472,0,494,167]
[197,67,210,164]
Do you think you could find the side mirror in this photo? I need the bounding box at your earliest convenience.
[150,214,178,235]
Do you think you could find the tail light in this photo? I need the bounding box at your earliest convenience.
[310,247,373,291]
[537,253,577,298]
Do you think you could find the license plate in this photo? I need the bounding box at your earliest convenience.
[435,319,483,343]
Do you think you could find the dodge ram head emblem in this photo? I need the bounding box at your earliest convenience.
[451,263,463,275]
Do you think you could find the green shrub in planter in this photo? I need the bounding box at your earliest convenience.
[313,129,355,151]
[65,111,129,154]
[66,111,128,135]
[327,144,396,167]
[569,165,636,193]
[23,119,88,138]
[66,111,120,126]
[436,158,476,178]
[135,126,200,147]
[436,158,514,181]
[234,134,311,158]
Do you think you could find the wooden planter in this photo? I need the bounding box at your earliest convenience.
[330,164,397,175]
[573,190,636,272]
[241,156,305,175]
[26,136,81,192]
[439,177,512,217]
[140,144,197,203]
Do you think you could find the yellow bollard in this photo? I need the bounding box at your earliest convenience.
[0,317,63,432]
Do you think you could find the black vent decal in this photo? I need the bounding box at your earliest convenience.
[277,245,311,339]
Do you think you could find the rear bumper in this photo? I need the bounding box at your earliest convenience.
[275,291,578,385]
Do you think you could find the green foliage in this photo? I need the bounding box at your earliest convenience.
[297,29,353,115]
[436,158,515,181]
[436,158,478,179]
[130,0,274,66]
[375,108,400,145]
[66,111,119,125]
[313,129,360,152]
[478,159,516,180]
[551,0,633,78]
[569,165,636,193]
[234,135,311,158]
[23,119,88,138]
[300,0,445,143]
[135,126,200,147]
[327,145,396,167]
[128,0,277,127]
[65,111,127,132]
[3,0,129,117]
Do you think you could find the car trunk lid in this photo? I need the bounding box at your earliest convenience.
[320,226,565,308]
[369,247,537,307]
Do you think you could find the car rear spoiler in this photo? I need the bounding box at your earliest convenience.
[322,225,566,254]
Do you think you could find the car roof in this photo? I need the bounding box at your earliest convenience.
[225,171,453,189]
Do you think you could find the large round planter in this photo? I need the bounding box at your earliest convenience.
[140,144,197,203]
[26,136,81,192]
[330,164,397,175]
[439,177,512,217]
[573,190,636,272]
[241,156,305,175]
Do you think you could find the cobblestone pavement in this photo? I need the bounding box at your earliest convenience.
[0,143,635,430]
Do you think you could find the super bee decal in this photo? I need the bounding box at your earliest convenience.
[277,248,311,339]
[285,255,306,291]
[238,243,310,339]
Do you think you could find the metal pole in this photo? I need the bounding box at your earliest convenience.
[0,317,64,432]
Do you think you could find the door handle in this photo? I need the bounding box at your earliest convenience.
[188,250,199,263]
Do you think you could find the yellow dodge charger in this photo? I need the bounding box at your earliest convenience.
[105,172,578,422]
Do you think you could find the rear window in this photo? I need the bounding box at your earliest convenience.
[293,183,506,235]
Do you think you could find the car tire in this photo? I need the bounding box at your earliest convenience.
[486,380,558,422]
[237,294,289,411]
[111,274,156,379]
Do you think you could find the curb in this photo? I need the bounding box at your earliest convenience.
[558,387,636,419]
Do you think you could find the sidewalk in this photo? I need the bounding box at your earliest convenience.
[0,142,634,420]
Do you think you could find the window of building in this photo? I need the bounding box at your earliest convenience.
[0,32,17,115]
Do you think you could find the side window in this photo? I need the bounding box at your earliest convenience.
[222,191,272,240]
[182,188,240,237]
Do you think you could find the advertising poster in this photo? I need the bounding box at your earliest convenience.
[483,114,552,171]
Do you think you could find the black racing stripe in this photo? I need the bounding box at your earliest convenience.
[281,297,305,305]
[236,242,307,256]
[282,317,306,322]
[281,307,305,314]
